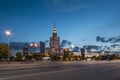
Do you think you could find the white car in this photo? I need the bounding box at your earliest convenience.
[42,57,51,61]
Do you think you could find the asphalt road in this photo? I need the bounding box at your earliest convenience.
[0,61,120,80]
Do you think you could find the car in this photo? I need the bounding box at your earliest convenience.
[42,57,51,61]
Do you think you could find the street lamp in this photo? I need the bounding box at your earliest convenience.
[5,30,11,52]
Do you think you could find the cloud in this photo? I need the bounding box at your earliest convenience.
[60,40,72,47]
[45,40,72,48]
[110,44,120,48]
[45,40,49,43]
[83,45,111,51]
[44,0,87,12]
[73,46,80,52]
[44,39,73,48]
[83,45,101,51]
[45,40,49,47]
[96,36,120,43]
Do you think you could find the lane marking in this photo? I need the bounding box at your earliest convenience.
[0,65,96,80]
[0,62,119,80]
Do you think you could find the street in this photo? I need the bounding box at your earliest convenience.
[0,61,120,80]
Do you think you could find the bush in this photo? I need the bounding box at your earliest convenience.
[0,43,9,59]
[16,52,23,61]
[0,54,3,61]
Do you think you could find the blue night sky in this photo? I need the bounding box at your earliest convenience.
[0,0,120,47]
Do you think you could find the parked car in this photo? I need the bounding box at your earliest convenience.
[42,57,51,61]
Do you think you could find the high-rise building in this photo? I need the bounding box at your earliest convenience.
[40,41,45,54]
[50,24,63,56]
[81,48,85,60]
[23,46,28,56]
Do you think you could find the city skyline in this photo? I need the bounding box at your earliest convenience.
[0,0,120,48]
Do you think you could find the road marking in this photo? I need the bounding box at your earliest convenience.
[0,62,118,80]
[0,65,96,80]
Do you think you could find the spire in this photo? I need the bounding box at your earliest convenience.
[53,23,57,33]
[52,23,57,37]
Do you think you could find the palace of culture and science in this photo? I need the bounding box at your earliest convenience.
[50,24,64,56]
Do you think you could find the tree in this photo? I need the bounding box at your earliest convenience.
[64,48,70,61]
[25,54,34,61]
[16,52,23,61]
[50,55,56,61]
[0,43,9,60]
[70,53,74,61]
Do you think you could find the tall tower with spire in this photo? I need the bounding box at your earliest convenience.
[52,24,57,37]
[50,24,63,56]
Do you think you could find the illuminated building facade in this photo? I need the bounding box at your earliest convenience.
[50,24,63,56]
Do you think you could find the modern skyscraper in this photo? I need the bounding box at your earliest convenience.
[50,24,63,56]
[40,41,45,54]
[23,46,28,56]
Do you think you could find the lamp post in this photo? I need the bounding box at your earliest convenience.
[5,30,11,53]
